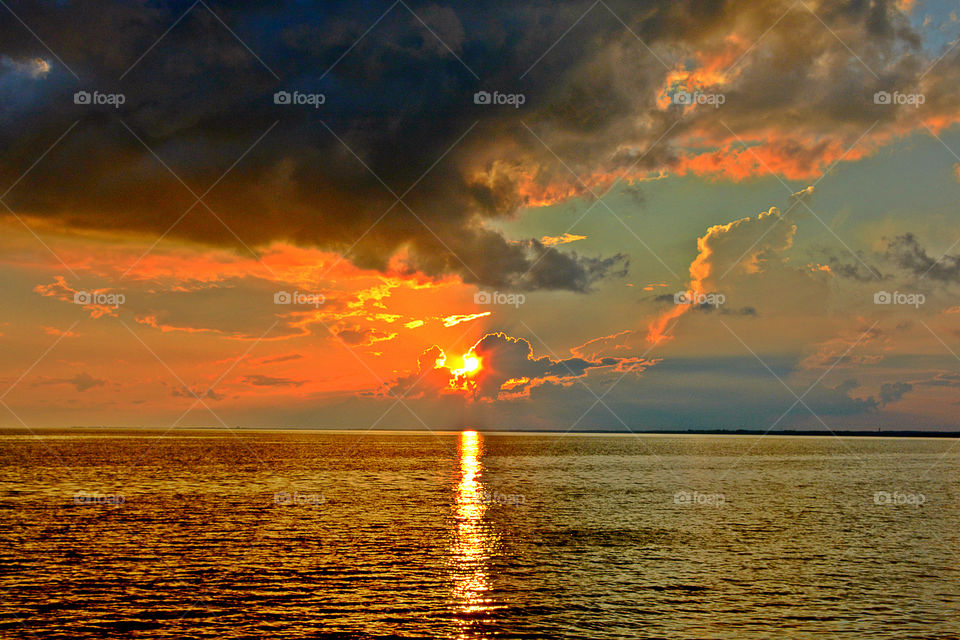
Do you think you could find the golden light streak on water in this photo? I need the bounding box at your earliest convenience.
[452,430,495,637]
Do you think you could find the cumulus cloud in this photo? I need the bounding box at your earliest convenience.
[646,187,825,343]
[390,331,651,400]
[466,332,633,398]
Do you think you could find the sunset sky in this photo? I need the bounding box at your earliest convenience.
[1,0,959,430]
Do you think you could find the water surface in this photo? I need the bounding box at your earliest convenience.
[1,430,958,638]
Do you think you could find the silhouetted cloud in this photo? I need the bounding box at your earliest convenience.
[390,331,650,400]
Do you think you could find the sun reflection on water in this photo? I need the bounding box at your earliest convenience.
[452,430,496,636]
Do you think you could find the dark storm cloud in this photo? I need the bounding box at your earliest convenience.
[1,0,954,289]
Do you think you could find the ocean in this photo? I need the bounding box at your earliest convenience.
[1,430,958,639]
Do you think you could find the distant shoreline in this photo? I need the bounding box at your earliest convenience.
[1,426,959,438]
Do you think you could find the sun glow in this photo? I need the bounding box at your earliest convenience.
[462,355,480,373]
[451,354,481,379]
[446,352,483,393]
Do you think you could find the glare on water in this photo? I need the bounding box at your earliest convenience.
[452,430,496,630]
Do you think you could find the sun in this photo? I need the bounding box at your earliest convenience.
[462,355,480,373]
[448,354,482,391]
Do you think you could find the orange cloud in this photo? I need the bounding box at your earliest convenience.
[657,33,749,109]
[541,233,587,247]
[42,326,78,338]
[33,276,124,319]
[671,137,876,181]
[442,312,492,327]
